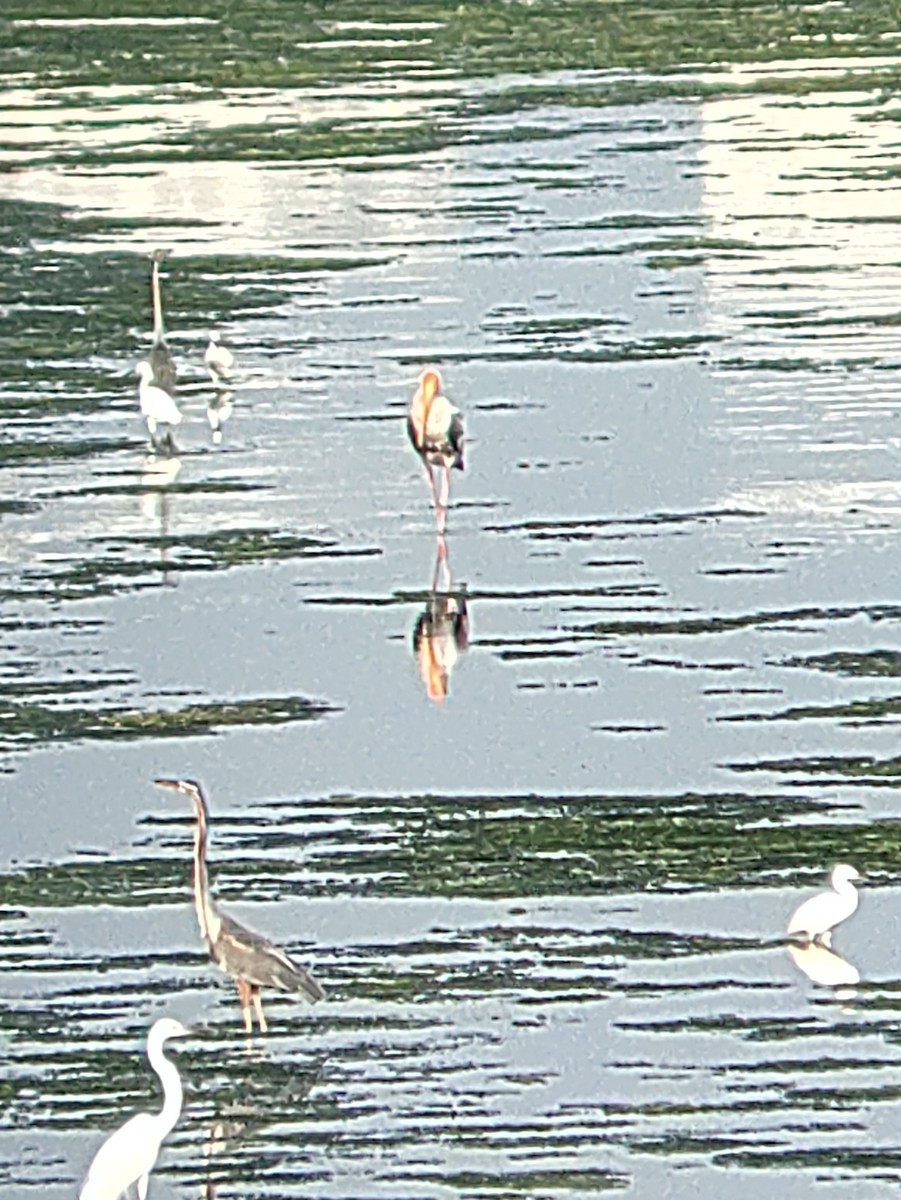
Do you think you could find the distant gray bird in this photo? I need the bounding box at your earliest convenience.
[155,777,325,1034]
[407,367,464,536]
[204,332,234,383]
[148,249,177,395]
[136,361,182,451]
[79,1017,191,1200]
[787,863,861,947]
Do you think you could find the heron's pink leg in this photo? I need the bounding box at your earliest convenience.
[236,978,253,1035]
[251,987,268,1034]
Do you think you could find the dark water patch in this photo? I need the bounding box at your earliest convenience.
[783,650,901,679]
[727,753,901,788]
[0,691,337,755]
[2,1,900,94]
[126,789,882,901]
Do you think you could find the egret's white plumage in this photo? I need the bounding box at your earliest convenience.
[204,332,234,382]
[787,863,861,947]
[79,1017,191,1200]
[136,360,182,445]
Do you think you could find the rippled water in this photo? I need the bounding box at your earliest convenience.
[5,3,901,1198]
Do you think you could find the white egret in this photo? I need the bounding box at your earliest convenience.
[787,863,861,948]
[136,360,182,451]
[148,249,177,395]
[407,367,464,538]
[204,332,234,383]
[79,1016,191,1200]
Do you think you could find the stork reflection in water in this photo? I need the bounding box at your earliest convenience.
[407,367,464,540]
[154,778,325,1034]
[148,248,177,395]
[412,544,469,704]
[79,1017,191,1200]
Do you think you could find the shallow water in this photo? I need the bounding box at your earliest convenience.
[4,3,901,1198]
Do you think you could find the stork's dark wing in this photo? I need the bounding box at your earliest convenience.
[448,411,464,470]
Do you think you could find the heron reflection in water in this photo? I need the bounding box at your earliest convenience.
[412,545,469,704]
[139,452,181,582]
[154,778,325,1034]
[79,1016,191,1200]
[407,367,464,541]
[199,1062,318,1199]
[148,249,177,395]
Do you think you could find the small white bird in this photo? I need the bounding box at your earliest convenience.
[204,332,234,383]
[787,863,861,948]
[136,360,182,450]
[79,1017,191,1200]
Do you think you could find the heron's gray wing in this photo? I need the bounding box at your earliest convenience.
[216,912,325,1002]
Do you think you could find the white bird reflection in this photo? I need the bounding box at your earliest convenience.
[206,388,234,445]
[412,546,469,704]
[788,939,860,997]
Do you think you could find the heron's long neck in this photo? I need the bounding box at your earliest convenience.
[151,1040,184,1137]
[192,799,220,943]
[151,261,166,343]
[837,877,859,909]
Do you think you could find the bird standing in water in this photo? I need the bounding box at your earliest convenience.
[136,361,182,451]
[407,367,464,537]
[787,863,861,948]
[148,249,177,395]
[204,332,234,384]
[79,1016,191,1200]
[154,778,325,1034]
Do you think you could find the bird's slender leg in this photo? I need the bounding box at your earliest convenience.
[435,465,450,535]
[436,551,452,594]
[422,459,440,513]
[236,978,254,1035]
[251,986,268,1034]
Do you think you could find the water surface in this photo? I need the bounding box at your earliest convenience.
[4,4,901,1198]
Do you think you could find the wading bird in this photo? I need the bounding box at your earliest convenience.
[79,1016,191,1200]
[136,361,182,451]
[787,863,861,948]
[154,778,325,1034]
[407,367,464,536]
[148,249,177,395]
[204,332,234,384]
